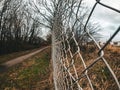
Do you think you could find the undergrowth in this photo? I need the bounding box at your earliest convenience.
[0,48,53,90]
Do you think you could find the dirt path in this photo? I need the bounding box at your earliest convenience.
[0,46,50,72]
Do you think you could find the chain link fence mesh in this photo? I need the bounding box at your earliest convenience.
[52,0,120,90]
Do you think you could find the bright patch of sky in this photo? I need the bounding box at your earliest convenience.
[0,0,4,10]
[0,0,119,41]
[84,0,120,42]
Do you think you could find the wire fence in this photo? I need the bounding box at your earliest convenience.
[52,0,120,90]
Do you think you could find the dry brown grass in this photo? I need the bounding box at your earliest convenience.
[0,45,119,90]
[0,47,54,90]
[75,45,120,90]
[64,45,120,90]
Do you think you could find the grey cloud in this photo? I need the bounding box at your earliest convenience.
[84,0,120,41]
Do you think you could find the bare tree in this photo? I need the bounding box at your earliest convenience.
[0,0,43,54]
[29,0,101,43]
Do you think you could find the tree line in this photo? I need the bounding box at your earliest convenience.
[0,0,46,55]
[30,0,101,51]
[0,0,101,55]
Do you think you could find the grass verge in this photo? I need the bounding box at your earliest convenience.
[0,47,53,90]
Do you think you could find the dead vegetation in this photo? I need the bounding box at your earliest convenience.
[74,45,120,90]
[0,45,119,90]
[0,47,54,90]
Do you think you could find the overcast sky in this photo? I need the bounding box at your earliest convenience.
[84,0,120,42]
[0,0,119,41]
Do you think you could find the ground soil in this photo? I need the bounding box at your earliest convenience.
[0,46,50,72]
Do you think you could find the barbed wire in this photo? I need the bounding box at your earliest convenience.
[52,0,120,90]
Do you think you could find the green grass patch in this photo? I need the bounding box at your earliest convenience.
[0,48,51,90]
